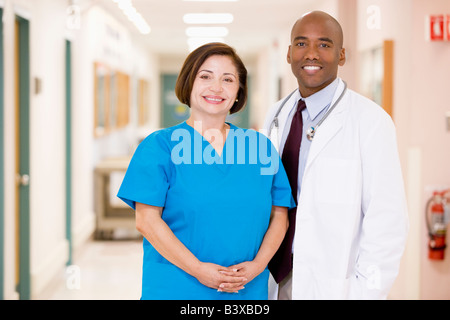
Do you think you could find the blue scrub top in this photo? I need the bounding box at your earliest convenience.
[118,121,295,300]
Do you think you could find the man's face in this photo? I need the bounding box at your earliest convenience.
[287,14,346,97]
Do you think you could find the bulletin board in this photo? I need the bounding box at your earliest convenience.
[138,79,149,126]
[94,62,130,137]
[360,40,394,119]
[94,62,110,137]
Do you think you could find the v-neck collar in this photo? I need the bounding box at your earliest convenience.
[182,121,236,167]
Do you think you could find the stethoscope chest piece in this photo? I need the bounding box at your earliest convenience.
[306,127,315,141]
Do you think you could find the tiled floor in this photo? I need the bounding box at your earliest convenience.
[37,239,143,300]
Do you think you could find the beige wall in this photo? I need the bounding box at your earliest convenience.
[411,0,450,300]
[355,0,450,299]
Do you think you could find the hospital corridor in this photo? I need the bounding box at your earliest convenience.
[1,0,450,301]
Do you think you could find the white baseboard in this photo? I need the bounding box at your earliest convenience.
[31,239,69,298]
[72,212,96,252]
[30,212,96,298]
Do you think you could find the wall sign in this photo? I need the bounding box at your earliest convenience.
[426,15,450,41]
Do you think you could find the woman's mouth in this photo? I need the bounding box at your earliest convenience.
[204,96,225,104]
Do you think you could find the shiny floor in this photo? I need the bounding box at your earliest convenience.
[37,238,143,300]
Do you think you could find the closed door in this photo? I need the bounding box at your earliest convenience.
[65,39,73,266]
[15,15,31,300]
[0,7,5,301]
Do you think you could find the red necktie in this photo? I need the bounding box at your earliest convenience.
[269,99,306,284]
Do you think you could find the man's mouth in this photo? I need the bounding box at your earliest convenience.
[302,65,322,73]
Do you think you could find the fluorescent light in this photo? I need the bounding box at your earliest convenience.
[111,0,151,34]
[186,27,229,37]
[183,13,234,24]
[187,37,225,51]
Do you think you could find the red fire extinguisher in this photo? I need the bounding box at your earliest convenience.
[425,190,449,260]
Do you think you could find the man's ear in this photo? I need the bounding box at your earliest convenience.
[338,48,346,66]
[287,45,292,64]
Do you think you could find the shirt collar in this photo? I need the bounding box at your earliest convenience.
[298,78,340,121]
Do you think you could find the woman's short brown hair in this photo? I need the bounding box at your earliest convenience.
[175,42,248,115]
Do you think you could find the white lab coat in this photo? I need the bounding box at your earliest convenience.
[263,79,409,299]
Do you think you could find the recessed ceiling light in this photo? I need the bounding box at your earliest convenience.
[186,27,229,37]
[183,13,234,24]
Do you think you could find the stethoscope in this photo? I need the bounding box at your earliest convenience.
[269,81,347,150]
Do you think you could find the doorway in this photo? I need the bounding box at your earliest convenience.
[0,6,4,301]
[15,15,31,300]
[65,39,73,266]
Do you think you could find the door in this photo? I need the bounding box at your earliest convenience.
[15,15,31,300]
[161,74,189,128]
[0,7,5,301]
[65,39,73,266]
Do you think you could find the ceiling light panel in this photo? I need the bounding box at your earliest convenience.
[183,13,234,24]
[186,27,229,37]
[111,0,151,34]
[183,0,238,2]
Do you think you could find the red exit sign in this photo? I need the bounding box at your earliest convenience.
[426,15,450,41]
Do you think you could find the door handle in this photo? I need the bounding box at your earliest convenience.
[16,174,30,187]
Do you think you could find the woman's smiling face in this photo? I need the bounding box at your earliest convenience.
[189,55,240,118]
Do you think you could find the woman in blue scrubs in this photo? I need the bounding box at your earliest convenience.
[118,43,295,300]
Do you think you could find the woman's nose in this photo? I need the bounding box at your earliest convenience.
[210,79,223,92]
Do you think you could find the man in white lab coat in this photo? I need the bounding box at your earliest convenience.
[264,11,408,299]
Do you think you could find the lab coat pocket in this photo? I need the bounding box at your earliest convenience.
[314,157,359,205]
[314,274,351,300]
[293,264,351,299]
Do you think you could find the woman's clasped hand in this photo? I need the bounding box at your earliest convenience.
[194,260,265,293]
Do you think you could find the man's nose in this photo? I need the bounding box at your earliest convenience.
[304,45,319,60]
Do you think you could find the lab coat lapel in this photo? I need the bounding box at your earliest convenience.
[306,111,344,167]
[277,93,299,155]
[305,81,347,170]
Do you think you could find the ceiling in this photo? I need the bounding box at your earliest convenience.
[97,0,319,58]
